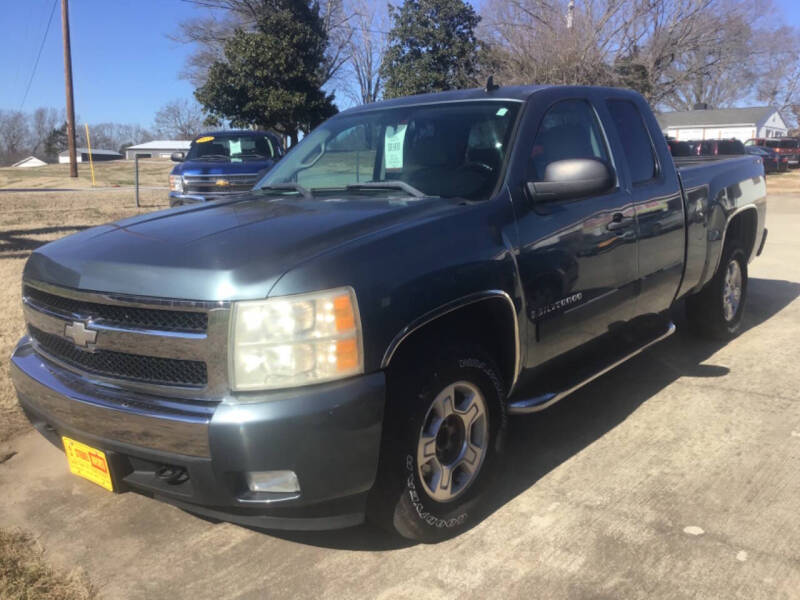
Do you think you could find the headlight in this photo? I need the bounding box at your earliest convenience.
[229,287,363,391]
[169,175,184,193]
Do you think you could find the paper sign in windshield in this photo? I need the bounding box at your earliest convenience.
[384,124,407,171]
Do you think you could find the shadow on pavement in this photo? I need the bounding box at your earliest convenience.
[207,278,800,551]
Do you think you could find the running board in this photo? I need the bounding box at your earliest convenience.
[507,322,676,415]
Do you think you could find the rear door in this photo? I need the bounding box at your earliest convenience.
[510,92,640,367]
[600,95,686,315]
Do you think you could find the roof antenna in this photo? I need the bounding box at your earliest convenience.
[485,75,500,92]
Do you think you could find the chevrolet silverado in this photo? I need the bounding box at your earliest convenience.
[11,85,767,542]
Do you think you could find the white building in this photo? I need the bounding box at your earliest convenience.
[11,156,47,168]
[657,106,788,142]
[58,148,122,163]
[124,140,191,160]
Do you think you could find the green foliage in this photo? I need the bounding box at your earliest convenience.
[381,0,486,99]
[43,123,68,161]
[194,0,336,144]
[613,56,652,98]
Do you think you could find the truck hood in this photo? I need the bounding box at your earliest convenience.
[24,194,459,301]
[172,159,275,176]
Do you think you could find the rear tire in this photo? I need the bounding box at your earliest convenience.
[686,241,748,340]
[367,345,506,543]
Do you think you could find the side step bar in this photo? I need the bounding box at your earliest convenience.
[507,322,676,415]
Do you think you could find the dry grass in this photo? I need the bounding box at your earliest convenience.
[0,160,173,189]
[0,189,169,443]
[0,529,95,600]
[0,188,168,600]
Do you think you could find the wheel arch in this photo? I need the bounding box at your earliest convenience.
[380,291,521,396]
[724,206,759,262]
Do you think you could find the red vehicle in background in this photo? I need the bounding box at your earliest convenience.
[745,138,800,166]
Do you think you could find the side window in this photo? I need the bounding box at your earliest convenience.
[529,99,610,181]
[606,99,657,184]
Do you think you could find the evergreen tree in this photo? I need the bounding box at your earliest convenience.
[381,0,485,99]
[195,0,336,145]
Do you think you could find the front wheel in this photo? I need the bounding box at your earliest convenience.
[368,346,506,543]
[686,242,748,340]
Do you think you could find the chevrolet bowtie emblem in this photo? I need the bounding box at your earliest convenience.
[64,321,97,349]
[215,178,230,187]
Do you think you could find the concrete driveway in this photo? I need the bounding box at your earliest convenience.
[1,196,799,600]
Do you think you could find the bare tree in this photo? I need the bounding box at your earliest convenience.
[83,123,154,154]
[654,0,769,110]
[756,26,800,127]
[30,107,62,154]
[342,0,388,104]
[0,110,31,164]
[479,0,789,111]
[153,99,206,139]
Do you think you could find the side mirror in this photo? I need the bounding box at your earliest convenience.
[171,152,185,162]
[526,158,615,202]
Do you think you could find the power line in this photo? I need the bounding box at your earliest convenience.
[19,0,58,110]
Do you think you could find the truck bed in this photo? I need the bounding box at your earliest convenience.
[673,153,766,300]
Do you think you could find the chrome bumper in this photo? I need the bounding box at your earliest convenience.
[10,338,214,457]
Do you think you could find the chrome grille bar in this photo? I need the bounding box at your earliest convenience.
[22,280,231,401]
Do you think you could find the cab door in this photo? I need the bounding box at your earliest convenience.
[601,96,685,315]
[510,94,640,368]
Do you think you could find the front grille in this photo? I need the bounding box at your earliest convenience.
[183,173,259,194]
[29,325,208,387]
[24,286,207,333]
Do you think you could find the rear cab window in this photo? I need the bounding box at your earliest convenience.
[605,99,657,184]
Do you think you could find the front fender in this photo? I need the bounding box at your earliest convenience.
[267,194,524,376]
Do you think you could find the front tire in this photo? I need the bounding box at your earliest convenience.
[686,241,748,340]
[368,346,506,543]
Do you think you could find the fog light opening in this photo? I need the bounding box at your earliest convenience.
[246,470,300,493]
[155,465,189,485]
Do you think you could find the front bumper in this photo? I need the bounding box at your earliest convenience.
[10,337,386,530]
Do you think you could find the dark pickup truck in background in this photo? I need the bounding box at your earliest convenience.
[168,130,283,206]
[11,85,766,542]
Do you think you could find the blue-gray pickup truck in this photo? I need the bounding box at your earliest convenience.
[11,85,767,542]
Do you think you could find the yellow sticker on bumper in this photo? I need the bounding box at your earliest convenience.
[63,436,113,492]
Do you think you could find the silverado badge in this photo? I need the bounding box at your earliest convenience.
[215,178,230,187]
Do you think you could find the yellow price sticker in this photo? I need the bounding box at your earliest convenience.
[195,136,215,143]
[63,436,113,492]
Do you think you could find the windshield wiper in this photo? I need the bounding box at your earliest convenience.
[197,154,230,161]
[256,183,312,199]
[345,181,426,198]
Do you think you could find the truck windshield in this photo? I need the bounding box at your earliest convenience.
[186,134,279,161]
[256,101,521,200]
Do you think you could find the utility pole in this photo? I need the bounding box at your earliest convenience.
[61,0,78,177]
[566,0,575,30]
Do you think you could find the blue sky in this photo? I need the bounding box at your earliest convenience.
[1,0,798,128]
